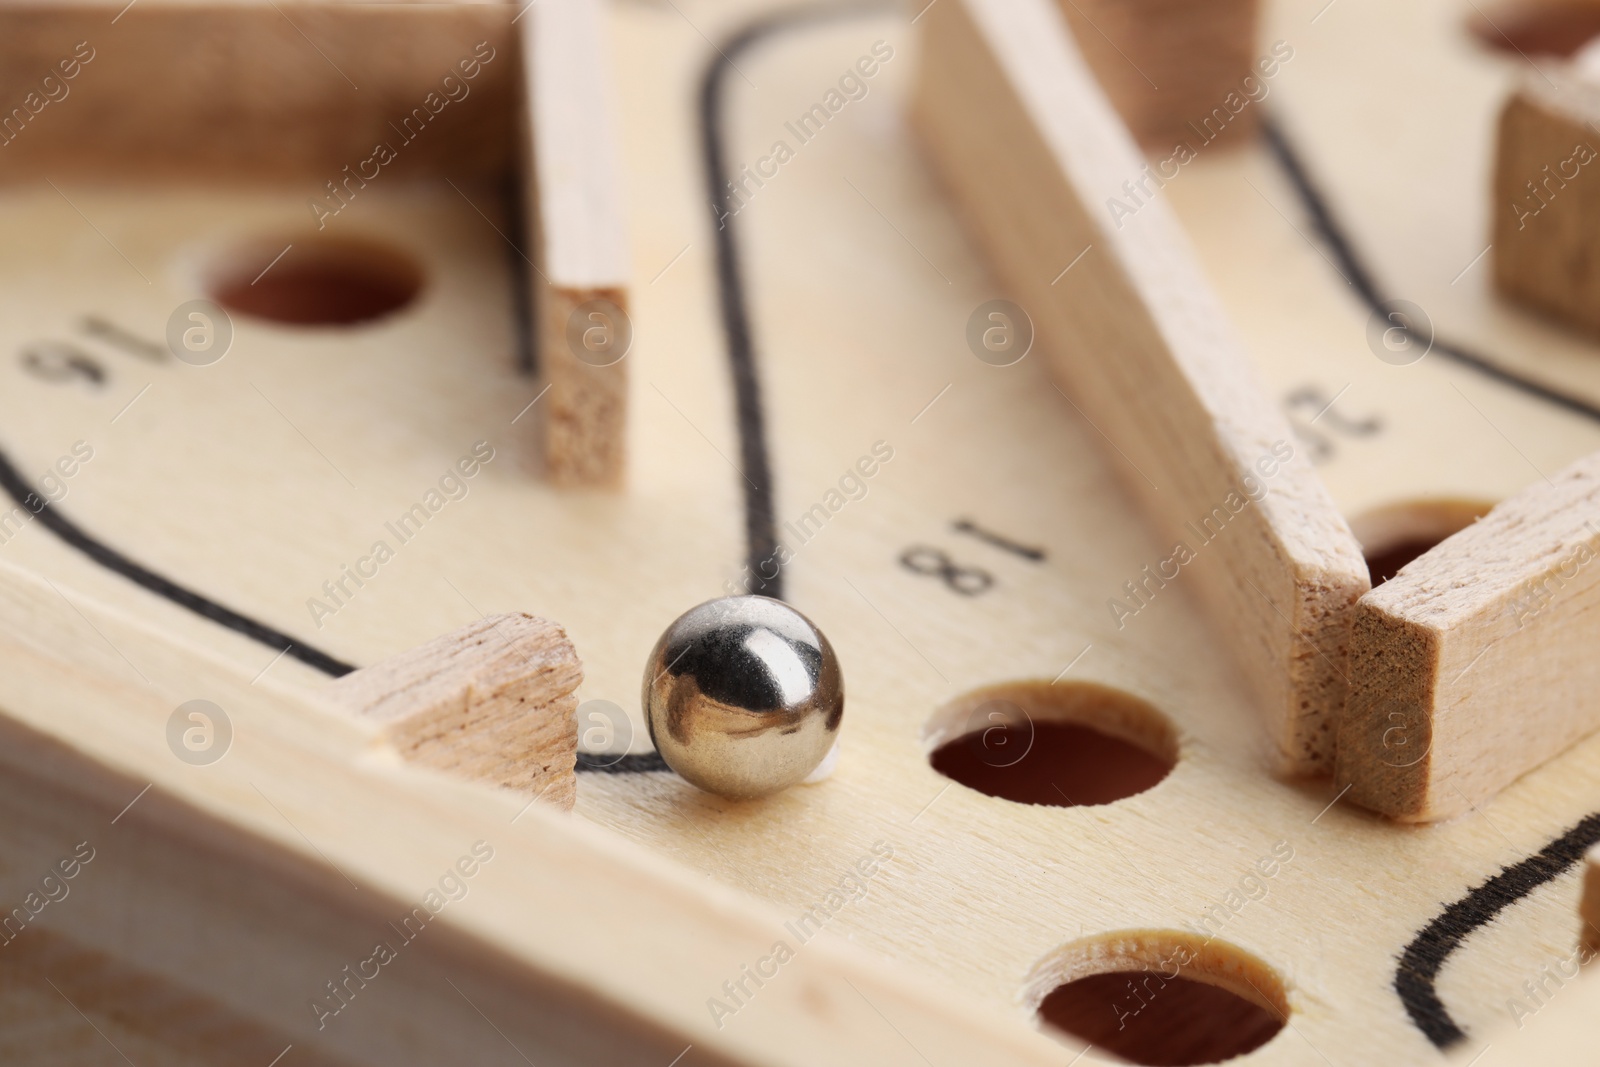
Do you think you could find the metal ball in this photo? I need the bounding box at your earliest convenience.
[643,596,843,799]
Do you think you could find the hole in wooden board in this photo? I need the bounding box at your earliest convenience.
[1040,972,1282,1065]
[1468,1,1600,56]
[1349,498,1495,585]
[207,235,424,327]
[924,681,1176,807]
[1027,932,1289,1066]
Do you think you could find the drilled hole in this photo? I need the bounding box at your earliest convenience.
[1028,933,1288,1066]
[1349,498,1494,585]
[207,235,424,327]
[1040,972,1281,1065]
[925,682,1176,807]
[1468,1,1600,56]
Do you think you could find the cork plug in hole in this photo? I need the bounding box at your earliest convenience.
[924,681,1176,807]
[207,235,424,328]
[1028,932,1289,1066]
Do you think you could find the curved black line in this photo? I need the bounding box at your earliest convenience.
[0,434,675,769]
[1261,115,1600,1046]
[1396,812,1600,1047]
[699,14,788,599]
[1261,116,1600,425]
[577,751,670,773]
[0,6,885,775]
[698,2,889,600]
[0,448,356,677]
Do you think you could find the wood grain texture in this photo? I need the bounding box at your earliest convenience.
[325,612,581,809]
[0,928,354,1067]
[1056,0,1263,149]
[0,554,1080,1067]
[0,0,634,488]
[0,4,516,181]
[1493,61,1600,337]
[0,695,699,1067]
[1338,449,1600,821]
[1176,0,1600,538]
[912,0,1368,774]
[5,0,1600,1061]
[524,0,632,486]
[1452,863,1600,1067]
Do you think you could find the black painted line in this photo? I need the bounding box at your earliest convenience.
[0,4,902,781]
[1261,116,1600,426]
[9,9,1591,1023]
[1396,812,1600,1047]
[699,15,786,600]
[0,8,882,773]
[698,2,891,600]
[0,447,356,677]
[0,435,676,769]
[1260,117,1600,1044]
[578,751,671,774]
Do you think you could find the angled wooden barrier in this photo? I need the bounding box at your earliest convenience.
[0,554,1078,1065]
[0,0,631,487]
[913,0,1369,774]
[1338,449,1600,821]
[325,611,581,808]
[522,0,633,486]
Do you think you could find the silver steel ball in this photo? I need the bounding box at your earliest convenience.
[643,596,843,799]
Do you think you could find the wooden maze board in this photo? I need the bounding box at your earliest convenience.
[5,0,1600,1064]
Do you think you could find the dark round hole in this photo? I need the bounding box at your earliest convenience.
[926,682,1176,807]
[1351,500,1494,586]
[1469,2,1600,56]
[208,236,424,327]
[930,722,1171,806]
[1364,536,1446,586]
[1038,971,1283,1066]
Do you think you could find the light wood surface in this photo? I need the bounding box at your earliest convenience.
[1448,859,1600,1066]
[0,0,631,489]
[913,0,1368,775]
[0,928,352,1067]
[1338,448,1600,821]
[0,552,1083,1066]
[325,611,581,809]
[3,0,1600,1063]
[1493,57,1600,337]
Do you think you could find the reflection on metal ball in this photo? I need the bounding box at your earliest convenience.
[643,596,843,799]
